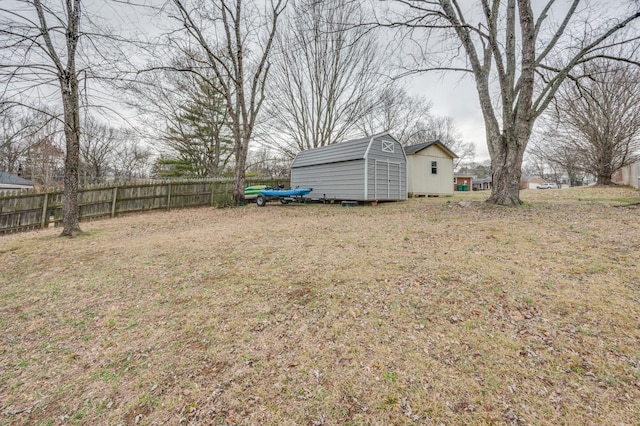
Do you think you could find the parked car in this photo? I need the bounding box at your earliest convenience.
[537,183,557,189]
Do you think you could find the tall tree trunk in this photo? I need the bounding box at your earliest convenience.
[61,75,82,236]
[488,133,525,206]
[596,162,613,185]
[31,0,82,235]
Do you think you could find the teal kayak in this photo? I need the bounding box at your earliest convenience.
[244,185,271,199]
[259,188,312,197]
[255,187,313,206]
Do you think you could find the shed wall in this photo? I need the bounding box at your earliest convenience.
[407,144,454,196]
[291,160,366,200]
[365,136,407,200]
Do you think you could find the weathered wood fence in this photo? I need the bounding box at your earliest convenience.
[0,177,288,235]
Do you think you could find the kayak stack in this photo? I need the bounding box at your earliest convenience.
[243,185,271,199]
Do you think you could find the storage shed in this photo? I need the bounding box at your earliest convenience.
[405,140,457,197]
[290,133,407,201]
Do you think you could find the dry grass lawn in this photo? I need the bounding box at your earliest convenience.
[1,186,639,425]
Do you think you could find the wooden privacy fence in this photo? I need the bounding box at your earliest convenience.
[0,177,288,235]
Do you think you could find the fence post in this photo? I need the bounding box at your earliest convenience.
[40,193,49,229]
[167,183,172,211]
[111,186,118,218]
[211,181,215,206]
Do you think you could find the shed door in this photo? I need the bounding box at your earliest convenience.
[374,160,401,199]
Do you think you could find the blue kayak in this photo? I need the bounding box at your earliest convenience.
[255,187,313,206]
[259,188,312,197]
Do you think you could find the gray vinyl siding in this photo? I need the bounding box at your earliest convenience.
[292,160,366,200]
[290,133,407,201]
[365,136,407,200]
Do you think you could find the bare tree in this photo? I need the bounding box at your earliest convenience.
[24,134,65,188]
[266,0,383,157]
[527,132,586,187]
[356,86,432,144]
[1,107,32,173]
[458,159,492,179]
[246,145,290,177]
[168,0,286,204]
[1,0,84,235]
[356,87,475,169]
[380,0,640,205]
[405,116,476,170]
[80,116,116,185]
[541,60,640,185]
[111,135,152,183]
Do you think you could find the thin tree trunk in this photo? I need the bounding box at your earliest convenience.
[232,139,248,205]
[61,77,82,236]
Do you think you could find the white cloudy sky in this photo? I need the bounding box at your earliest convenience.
[409,73,489,161]
[4,0,637,165]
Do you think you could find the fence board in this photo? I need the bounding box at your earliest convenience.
[0,177,288,235]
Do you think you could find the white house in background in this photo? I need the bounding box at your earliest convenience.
[0,172,35,193]
[404,140,457,197]
[520,176,547,190]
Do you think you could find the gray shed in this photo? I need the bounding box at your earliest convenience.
[290,132,407,201]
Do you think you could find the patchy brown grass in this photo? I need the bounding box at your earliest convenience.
[1,186,639,425]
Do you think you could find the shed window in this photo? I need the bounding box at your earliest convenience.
[382,140,394,153]
[431,161,437,174]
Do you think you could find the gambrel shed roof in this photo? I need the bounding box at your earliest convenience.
[292,133,397,168]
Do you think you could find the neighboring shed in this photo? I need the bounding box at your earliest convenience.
[454,173,474,192]
[0,172,35,193]
[404,140,457,197]
[290,133,407,201]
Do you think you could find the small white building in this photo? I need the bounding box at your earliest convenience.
[404,140,457,197]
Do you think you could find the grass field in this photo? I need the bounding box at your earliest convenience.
[1,186,639,425]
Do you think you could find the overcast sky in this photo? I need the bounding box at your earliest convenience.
[4,0,637,166]
[409,73,489,161]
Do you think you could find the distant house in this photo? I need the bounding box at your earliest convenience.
[472,177,493,191]
[0,172,35,193]
[404,140,457,197]
[290,132,407,202]
[520,176,546,190]
[613,162,640,188]
[454,173,473,192]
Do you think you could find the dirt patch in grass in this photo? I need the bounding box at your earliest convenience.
[1,186,639,425]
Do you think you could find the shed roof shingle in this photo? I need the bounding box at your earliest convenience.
[291,133,396,168]
[0,171,35,186]
[404,140,458,158]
